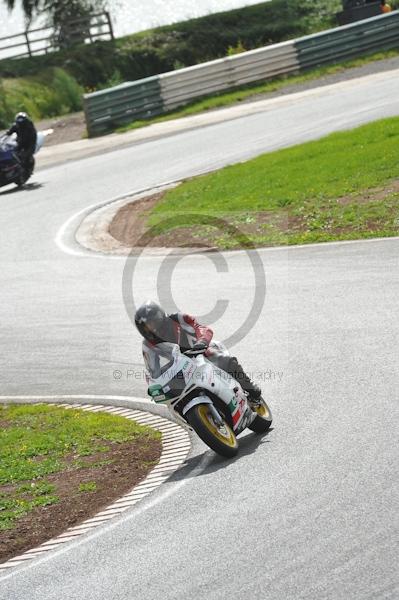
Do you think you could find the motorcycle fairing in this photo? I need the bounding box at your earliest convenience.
[146,343,253,434]
[0,149,15,162]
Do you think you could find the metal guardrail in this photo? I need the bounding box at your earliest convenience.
[0,12,114,60]
[159,41,298,111]
[84,12,399,136]
[84,40,299,136]
[83,77,163,137]
[296,10,399,69]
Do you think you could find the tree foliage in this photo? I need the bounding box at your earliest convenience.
[3,0,104,24]
[4,0,106,48]
[4,0,39,22]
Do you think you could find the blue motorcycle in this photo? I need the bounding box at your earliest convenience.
[0,131,49,189]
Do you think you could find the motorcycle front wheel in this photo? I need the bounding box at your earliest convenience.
[186,403,239,458]
[248,397,273,433]
[16,158,34,188]
[15,170,30,188]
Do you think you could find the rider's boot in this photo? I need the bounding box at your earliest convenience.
[227,357,262,404]
[25,155,34,177]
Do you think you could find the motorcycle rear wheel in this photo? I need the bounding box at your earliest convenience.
[248,397,273,433]
[186,403,239,458]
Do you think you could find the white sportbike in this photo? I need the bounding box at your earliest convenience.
[147,342,272,458]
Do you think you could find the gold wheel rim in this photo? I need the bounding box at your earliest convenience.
[197,405,237,447]
[255,400,270,419]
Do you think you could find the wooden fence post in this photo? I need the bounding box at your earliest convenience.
[105,11,114,41]
[24,31,32,57]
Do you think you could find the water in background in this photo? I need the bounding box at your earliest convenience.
[0,0,267,39]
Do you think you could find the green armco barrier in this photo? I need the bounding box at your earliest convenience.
[84,76,163,136]
[295,12,399,69]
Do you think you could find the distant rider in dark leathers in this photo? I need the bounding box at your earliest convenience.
[7,112,37,175]
[135,300,263,405]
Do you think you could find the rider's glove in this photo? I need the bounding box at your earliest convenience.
[185,341,208,356]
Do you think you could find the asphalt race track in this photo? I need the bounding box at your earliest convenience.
[0,71,398,599]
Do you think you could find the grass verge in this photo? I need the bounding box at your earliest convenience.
[142,117,399,248]
[116,49,399,135]
[0,403,160,533]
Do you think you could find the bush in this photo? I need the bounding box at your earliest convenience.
[227,40,247,56]
[0,68,83,128]
[0,79,14,128]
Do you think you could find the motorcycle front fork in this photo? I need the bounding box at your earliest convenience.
[208,403,225,427]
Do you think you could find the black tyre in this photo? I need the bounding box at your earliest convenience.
[15,170,29,188]
[248,397,273,433]
[186,403,239,458]
[15,158,33,188]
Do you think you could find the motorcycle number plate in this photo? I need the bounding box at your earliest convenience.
[153,394,166,403]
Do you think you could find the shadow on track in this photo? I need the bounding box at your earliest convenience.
[168,429,274,483]
[0,182,43,195]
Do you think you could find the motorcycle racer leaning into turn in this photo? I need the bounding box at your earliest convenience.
[135,300,263,406]
[6,112,37,175]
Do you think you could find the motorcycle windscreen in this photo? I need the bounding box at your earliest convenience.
[143,342,181,380]
[0,142,16,162]
[35,132,45,153]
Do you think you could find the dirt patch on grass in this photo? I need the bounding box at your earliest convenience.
[0,436,162,563]
[108,192,219,249]
[108,183,399,250]
[336,180,399,206]
[108,193,165,246]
